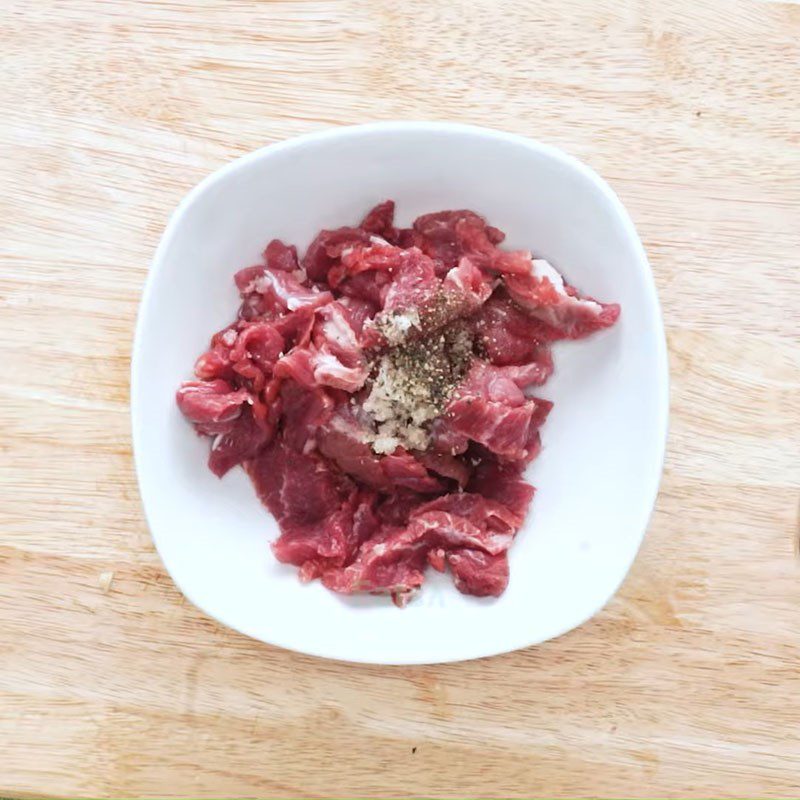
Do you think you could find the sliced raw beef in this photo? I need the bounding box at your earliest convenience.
[358,257,442,349]
[273,305,316,350]
[427,548,447,573]
[473,290,553,367]
[276,348,367,392]
[443,398,549,461]
[322,491,519,600]
[279,380,334,452]
[317,405,389,489]
[338,269,392,308]
[458,359,528,404]
[176,201,620,605]
[457,358,553,398]
[236,264,332,320]
[471,456,533,511]
[228,322,284,371]
[202,321,285,392]
[338,296,378,335]
[415,450,471,488]
[321,529,428,600]
[273,348,315,388]
[309,302,369,390]
[176,380,250,428]
[428,416,470,456]
[302,227,372,283]
[409,209,504,272]
[288,489,381,582]
[317,405,443,494]
[442,257,494,308]
[359,200,398,242]
[274,304,368,393]
[447,550,509,597]
[440,360,553,461]
[318,521,460,599]
[310,354,363,393]
[407,509,510,556]
[251,267,333,312]
[504,258,620,339]
[247,436,356,564]
[382,450,444,494]
[376,491,427,526]
[313,303,363,365]
[328,241,409,287]
[414,492,521,541]
[208,404,275,477]
[194,326,238,382]
[482,248,541,276]
[409,209,535,277]
[234,264,270,295]
[263,239,300,272]
[362,254,483,350]
[381,248,440,312]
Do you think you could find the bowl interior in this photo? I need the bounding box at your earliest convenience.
[132,123,667,664]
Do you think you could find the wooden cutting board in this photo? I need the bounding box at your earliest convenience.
[2,0,799,796]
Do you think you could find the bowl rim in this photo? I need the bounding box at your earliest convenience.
[131,121,669,664]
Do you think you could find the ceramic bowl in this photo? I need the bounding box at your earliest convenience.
[132,122,668,664]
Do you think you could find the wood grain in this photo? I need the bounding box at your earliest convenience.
[2,0,799,797]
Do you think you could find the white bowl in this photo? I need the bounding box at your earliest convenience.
[132,122,668,664]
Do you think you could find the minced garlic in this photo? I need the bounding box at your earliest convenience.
[363,321,472,454]
[372,307,421,346]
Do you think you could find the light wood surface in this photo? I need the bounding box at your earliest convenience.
[2,0,799,797]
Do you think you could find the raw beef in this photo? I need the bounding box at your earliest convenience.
[176,380,250,428]
[359,199,399,242]
[263,239,300,272]
[302,227,372,283]
[503,258,620,339]
[317,404,443,494]
[473,290,554,367]
[447,550,509,597]
[176,201,620,605]
[437,360,553,461]
[408,209,505,272]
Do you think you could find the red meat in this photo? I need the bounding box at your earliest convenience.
[503,258,620,339]
[274,303,368,393]
[447,550,509,597]
[263,239,300,272]
[247,436,355,564]
[443,257,494,308]
[410,209,504,272]
[208,404,275,477]
[468,458,535,520]
[329,241,410,287]
[302,227,372,283]
[273,305,316,350]
[381,248,440,313]
[359,200,398,241]
[338,296,378,335]
[317,405,443,494]
[473,290,554,369]
[440,360,553,461]
[175,202,620,604]
[176,380,250,427]
[415,450,471,488]
[280,380,335,452]
[321,491,520,599]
